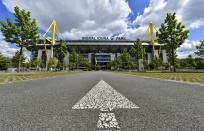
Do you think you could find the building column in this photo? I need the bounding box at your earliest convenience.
[162,50,167,63]
[37,50,42,60]
[147,53,152,64]
[88,53,92,63]
[110,53,115,61]
[47,50,52,59]
[116,53,121,58]
[63,52,69,70]
[154,50,159,57]
[138,59,144,71]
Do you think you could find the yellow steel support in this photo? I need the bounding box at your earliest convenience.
[141,23,164,58]
[51,20,56,45]
[149,22,155,47]
[41,20,62,70]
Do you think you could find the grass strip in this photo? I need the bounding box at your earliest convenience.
[115,71,204,84]
[0,71,81,84]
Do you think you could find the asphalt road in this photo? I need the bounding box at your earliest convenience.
[0,71,204,131]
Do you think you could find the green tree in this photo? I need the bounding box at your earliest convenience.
[48,58,58,70]
[128,61,138,70]
[129,39,146,60]
[0,53,10,70]
[157,13,189,72]
[30,59,41,69]
[110,57,122,70]
[69,51,80,69]
[186,55,196,67]
[0,6,39,72]
[195,40,204,58]
[120,49,130,69]
[22,62,31,70]
[194,58,204,69]
[11,51,27,68]
[176,58,187,68]
[54,40,68,70]
[148,56,163,70]
[79,58,91,70]
[129,39,146,70]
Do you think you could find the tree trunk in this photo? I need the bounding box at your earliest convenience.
[60,59,63,70]
[172,57,176,72]
[18,47,23,73]
[172,50,176,72]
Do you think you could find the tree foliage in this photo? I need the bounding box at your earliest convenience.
[48,58,58,70]
[120,49,130,69]
[157,13,189,72]
[0,6,39,72]
[69,51,80,70]
[69,51,91,70]
[79,58,91,70]
[30,59,41,68]
[195,40,204,58]
[148,56,163,70]
[0,53,10,70]
[129,39,146,59]
[109,57,122,70]
[176,56,204,69]
[54,40,68,70]
[11,51,27,68]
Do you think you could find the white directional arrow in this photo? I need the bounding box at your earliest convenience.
[72,80,139,130]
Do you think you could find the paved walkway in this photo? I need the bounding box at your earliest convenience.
[0,71,204,130]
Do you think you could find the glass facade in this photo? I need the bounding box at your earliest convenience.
[95,54,111,62]
[80,54,89,60]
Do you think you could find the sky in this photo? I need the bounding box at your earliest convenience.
[0,0,204,58]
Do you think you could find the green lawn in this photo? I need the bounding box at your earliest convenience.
[0,71,81,84]
[116,71,204,84]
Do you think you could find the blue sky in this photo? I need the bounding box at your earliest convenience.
[0,0,204,58]
[128,0,149,22]
[0,2,13,21]
[189,25,204,41]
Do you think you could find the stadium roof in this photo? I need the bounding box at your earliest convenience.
[37,39,161,46]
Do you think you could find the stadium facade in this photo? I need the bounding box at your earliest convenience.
[33,37,167,69]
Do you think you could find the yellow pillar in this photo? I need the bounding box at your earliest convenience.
[149,22,155,57]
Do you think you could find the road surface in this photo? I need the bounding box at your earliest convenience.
[0,71,204,131]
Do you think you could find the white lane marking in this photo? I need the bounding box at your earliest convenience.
[72,80,139,111]
[97,112,120,129]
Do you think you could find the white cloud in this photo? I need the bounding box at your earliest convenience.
[3,0,204,36]
[123,26,147,40]
[134,0,204,29]
[0,32,3,39]
[2,0,204,58]
[125,0,204,40]
[3,0,131,39]
[0,32,31,60]
[0,41,18,58]
[177,40,200,58]
[0,32,17,57]
[179,0,204,29]
[3,0,204,40]
[128,0,204,57]
[0,21,16,58]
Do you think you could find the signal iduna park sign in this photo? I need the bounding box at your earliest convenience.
[82,36,126,41]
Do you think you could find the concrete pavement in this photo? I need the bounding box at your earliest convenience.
[0,71,204,131]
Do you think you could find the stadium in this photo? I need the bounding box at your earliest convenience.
[33,37,167,69]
